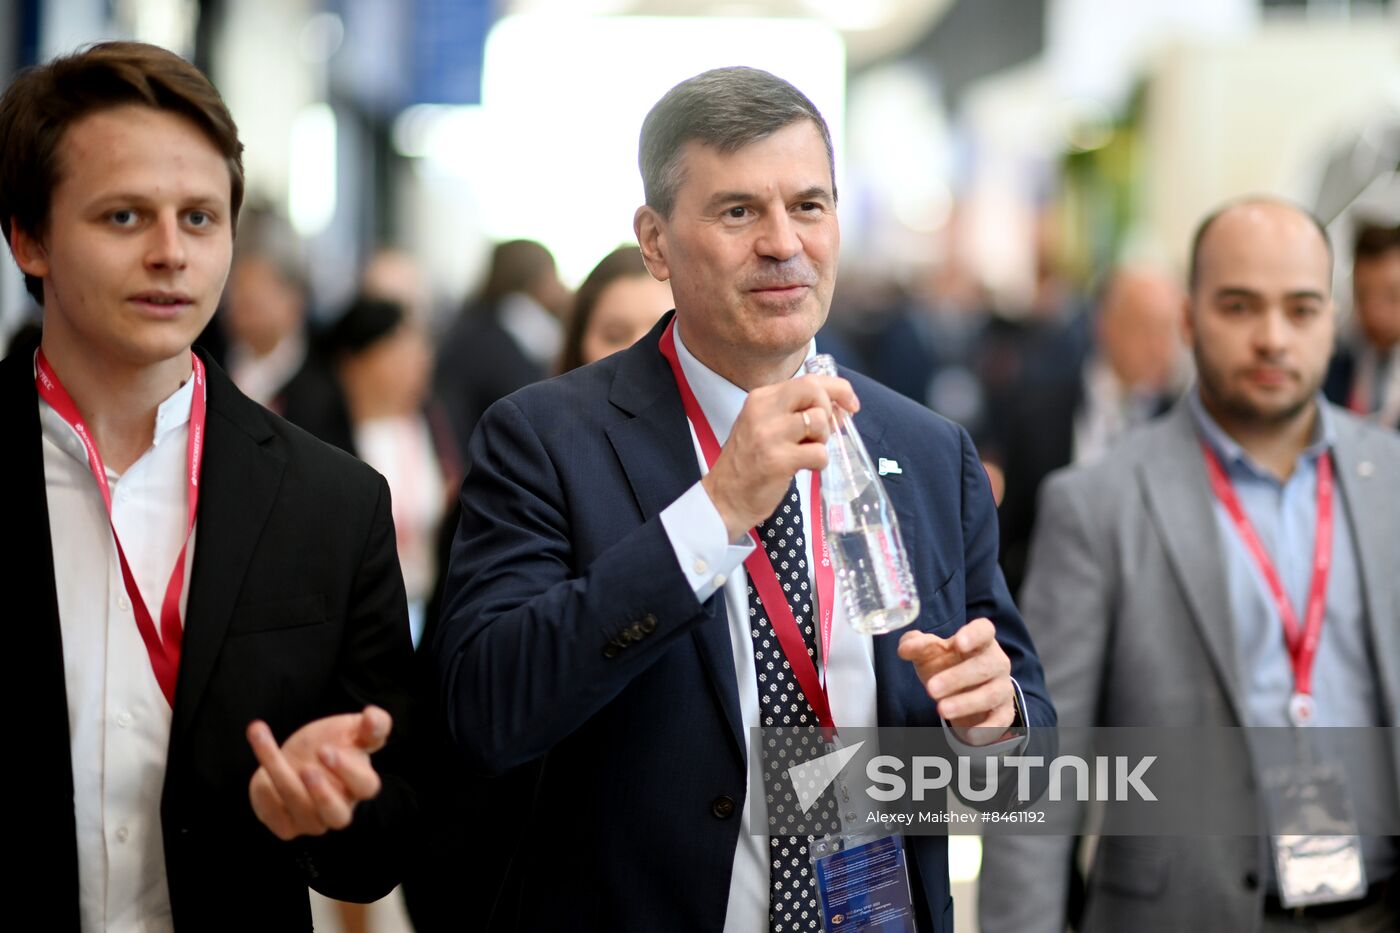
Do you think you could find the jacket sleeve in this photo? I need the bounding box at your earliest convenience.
[297,476,422,902]
[959,425,1055,733]
[977,467,1109,933]
[434,396,720,775]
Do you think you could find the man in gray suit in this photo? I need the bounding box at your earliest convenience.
[979,198,1399,932]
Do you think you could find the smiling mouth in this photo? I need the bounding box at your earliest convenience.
[750,283,812,295]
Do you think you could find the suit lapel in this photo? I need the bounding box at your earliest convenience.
[1330,414,1400,726]
[1,346,70,724]
[2,343,82,927]
[1137,405,1247,723]
[172,357,285,741]
[605,315,745,761]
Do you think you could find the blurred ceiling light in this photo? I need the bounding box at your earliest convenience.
[800,0,896,31]
[118,0,197,56]
[440,14,847,284]
[299,12,346,63]
[288,104,337,237]
[512,0,634,12]
[394,105,495,180]
[1060,97,1115,153]
[893,181,954,233]
[394,104,467,159]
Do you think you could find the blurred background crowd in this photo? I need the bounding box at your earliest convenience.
[2,1,1397,931]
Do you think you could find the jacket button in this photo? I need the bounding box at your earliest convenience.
[627,623,646,640]
[712,795,735,819]
[602,644,620,659]
[639,614,658,634]
[1243,871,1259,890]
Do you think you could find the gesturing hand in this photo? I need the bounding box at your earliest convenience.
[246,705,391,841]
[701,374,859,542]
[898,619,1017,746]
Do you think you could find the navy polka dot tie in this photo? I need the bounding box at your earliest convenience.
[750,478,839,932]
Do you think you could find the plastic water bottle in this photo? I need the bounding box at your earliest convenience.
[804,354,920,635]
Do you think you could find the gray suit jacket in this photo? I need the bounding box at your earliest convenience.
[978,401,1400,933]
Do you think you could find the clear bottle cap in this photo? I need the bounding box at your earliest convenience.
[804,354,838,377]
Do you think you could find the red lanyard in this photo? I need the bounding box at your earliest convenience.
[37,350,206,707]
[660,320,837,729]
[1201,441,1333,699]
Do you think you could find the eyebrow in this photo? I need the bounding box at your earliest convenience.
[703,185,835,212]
[704,191,755,212]
[89,191,228,208]
[1213,286,1327,302]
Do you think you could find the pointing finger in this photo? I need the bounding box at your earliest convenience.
[354,706,392,753]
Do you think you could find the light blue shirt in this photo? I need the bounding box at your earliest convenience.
[1188,389,1394,883]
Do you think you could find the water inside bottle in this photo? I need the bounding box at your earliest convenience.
[827,484,919,635]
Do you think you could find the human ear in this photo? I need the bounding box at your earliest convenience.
[633,206,672,283]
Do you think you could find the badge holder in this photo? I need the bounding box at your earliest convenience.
[1262,761,1367,908]
[806,749,919,933]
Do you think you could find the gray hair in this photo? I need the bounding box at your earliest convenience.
[639,67,835,218]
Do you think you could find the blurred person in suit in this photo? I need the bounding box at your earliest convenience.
[558,244,673,373]
[402,244,670,933]
[362,246,435,327]
[1325,221,1400,429]
[0,41,419,931]
[996,267,1186,596]
[978,197,1400,932]
[216,205,312,407]
[433,238,571,463]
[435,66,1053,933]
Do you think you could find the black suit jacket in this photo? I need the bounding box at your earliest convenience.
[4,340,418,931]
[434,302,548,466]
[436,313,1053,932]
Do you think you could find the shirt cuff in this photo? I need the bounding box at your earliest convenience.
[661,480,754,603]
[941,677,1030,768]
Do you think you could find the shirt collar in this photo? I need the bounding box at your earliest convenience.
[671,321,817,445]
[37,354,198,470]
[498,291,562,367]
[152,372,197,445]
[1187,383,1334,480]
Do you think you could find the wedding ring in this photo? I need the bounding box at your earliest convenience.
[801,410,811,436]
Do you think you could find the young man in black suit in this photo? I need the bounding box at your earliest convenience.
[0,42,416,930]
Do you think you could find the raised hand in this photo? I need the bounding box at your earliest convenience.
[898,619,1017,746]
[246,705,392,841]
[701,373,858,541]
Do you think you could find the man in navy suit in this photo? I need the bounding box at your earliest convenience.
[436,67,1053,932]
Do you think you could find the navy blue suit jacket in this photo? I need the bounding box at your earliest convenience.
[436,313,1053,932]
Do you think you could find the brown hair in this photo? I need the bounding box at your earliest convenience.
[479,239,557,305]
[1353,220,1400,262]
[0,41,245,303]
[558,246,652,374]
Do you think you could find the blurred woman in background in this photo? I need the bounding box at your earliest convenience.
[558,245,672,373]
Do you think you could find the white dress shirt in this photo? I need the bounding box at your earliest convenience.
[657,328,880,932]
[226,332,305,408]
[497,291,562,369]
[657,327,1028,930]
[41,369,197,933]
[354,414,446,645]
[1072,359,1163,466]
